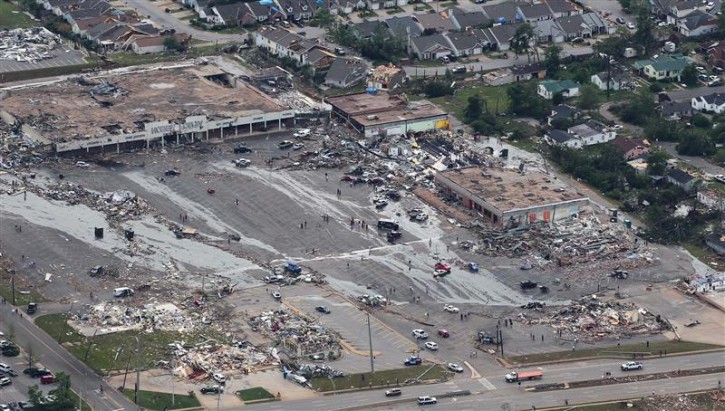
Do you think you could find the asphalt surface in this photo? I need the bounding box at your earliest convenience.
[0,303,136,410]
[667,84,725,102]
[247,351,725,410]
[0,46,86,75]
[123,0,248,43]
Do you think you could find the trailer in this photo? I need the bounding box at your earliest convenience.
[505,370,543,383]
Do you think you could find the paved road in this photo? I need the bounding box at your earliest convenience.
[403,46,594,77]
[666,85,725,102]
[248,351,725,410]
[658,142,725,176]
[124,0,248,43]
[0,303,136,411]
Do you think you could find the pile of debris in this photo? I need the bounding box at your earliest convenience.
[172,340,275,378]
[70,302,207,334]
[528,299,668,342]
[249,309,340,357]
[632,392,725,411]
[297,363,345,379]
[0,27,61,63]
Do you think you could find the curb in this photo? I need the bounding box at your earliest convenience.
[501,347,725,368]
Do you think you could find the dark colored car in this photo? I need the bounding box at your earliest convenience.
[438,329,450,338]
[315,306,331,314]
[89,265,104,277]
[404,356,422,366]
[201,386,223,395]
[24,367,52,378]
[233,144,252,154]
[165,168,180,176]
[386,231,402,243]
[520,280,537,289]
[26,303,37,315]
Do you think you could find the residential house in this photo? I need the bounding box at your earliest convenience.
[691,92,725,113]
[181,0,212,13]
[482,2,522,24]
[449,8,491,30]
[677,10,718,37]
[131,33,190,54]
[353,21,386,40]
[666,168,699,192]
[255,26,322,66]
[324,57,369,88]
[532,19,565,43]
[482,69,515,85]
[368,64,405,90]
[486,23,518,51]
[511,62,547,82]
[279,1,313,21]
[445,29,489,57]
[65,3,114,26]
[705,234,725,256]
[612,136,650,160]
[627,158,649,174]
[239,2,275,26]
[590,70,631,91]
[544,0,579,18]
[330,0,356,15]
[366,0,382,10]
[707,43,725,69]
[307,47,336,71]
[667,0,700,23]
[517,3,553,22]
[555,15,592,39]
[537,79,580,99]
[659,100,694,120]
[697,190,725,211]
[632,54,690,80]
[579,12,608,35]
[384,16,423,40]
[213,3,245,27]
[413,12,457,32]
[72,15,119,35]
[545,129,581,148]
[567,119,615,145]
[410,33,454,60]
[546,104,581,126]
[199,8,223,25]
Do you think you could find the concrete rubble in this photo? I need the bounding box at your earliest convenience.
[521,298,669,343]
[249,309,341,357]
[0,27,61,64]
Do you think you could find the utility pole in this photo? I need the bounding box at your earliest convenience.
[134,336,141,409]
[84,329,98,361]
[11,272,16,305]
[367,312,374,374]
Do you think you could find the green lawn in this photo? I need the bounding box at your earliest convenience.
[236,387,275,402]
[0,271,46,306]
[431,83,512,118]
[0,1,39,29]
[36,314,231,373]
[123,389,200,410]
[507,340,723,365]
[310,365,448,392]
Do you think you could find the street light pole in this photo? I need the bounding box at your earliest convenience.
[367,312,374,375]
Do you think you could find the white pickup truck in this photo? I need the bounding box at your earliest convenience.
[620,361,643,371]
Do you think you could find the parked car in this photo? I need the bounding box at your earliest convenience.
[315,306,331,314]
[278,140,293,149]
[0,377,11,386]
[233,144,251,154]
[448,363,464,373]
[468,262,479,272]
[75,161,90,168]
[417,396,437,405]
[26,303,37,315]
[616,17,625,24]
[424,341,438,351]
[626,21,635,29]
[40,374,55,384]
[520,280,537,289]
[88,265,104,277]
[164,168,180,176]
[438,329,450,338]
[443,304,459,313]
[412,329,429,339]
[201,385,223,394]
[293,143,304,150]
[385,388,402,397]
[0,364,12,373]
[212,373,226,384]
[404,356,422,366]
[234,159,251,168]
[451,66,467,74]
[334,47,346,56]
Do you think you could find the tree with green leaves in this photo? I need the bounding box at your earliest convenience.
[511,23,535,62]
[163,37,185,52]
[677,130,716,156]
[508,82,552,118]
[544,45,562,77]
[680,64,698,86]
[646,150,668,175]
[633,6,657,55]
[577,84,601,110]
[593,35,629,60]
[464,96,485,122]
[311,9,335,28]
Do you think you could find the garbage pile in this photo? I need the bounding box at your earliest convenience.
[70,302,203,334]
[249,309,340,357]
[0,27,61,63]
[41,183,150,222]
[528,299,668,343]
[171,340,275,378]
[297,363,345,379]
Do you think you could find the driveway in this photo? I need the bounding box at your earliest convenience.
[123,0,248,43]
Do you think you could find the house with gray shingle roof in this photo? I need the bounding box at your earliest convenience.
[544,0,579,18]
[482,2,522,24]
[324,57,369,88]
[517,3,553,22]
[384,16,423,39]
[677,10,718,37]
[445,29,489,56]
[532,19,565,43]
[414,12,457,32]
[486,23,517,51]
[449,8,491,30]
[410,33,454,60]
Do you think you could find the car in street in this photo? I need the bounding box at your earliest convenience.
[233,159,251,168]
[451,66,467,74]
[412,329,429,339]
[468,262,479,272]
[417,396,437,405]
[404,356,422,366]
[443,304,459,313]
[315,306,331,314]
[385,388,402,397]
[293,142,304,150]
[438,329,450,338]
[0,377,11,386]
[621,361,643,371]
[233,144,252,154]
[424,341,438,351]
[0,364,11,374]
[278,140,294,149]
[212,373,226,384]
[334,47,346,56]
[75,161,90,168]
[201,385,223,394]
[448,363,464,373]
[520,280,537,289]
[615,17,625,24]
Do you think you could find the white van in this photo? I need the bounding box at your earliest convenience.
[114,287,134,298]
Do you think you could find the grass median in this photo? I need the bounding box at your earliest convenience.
[310,364,448,392]
[506,340,723,365]
[236,387,275,402]
[123,388,200,410]
[35,313,231,373]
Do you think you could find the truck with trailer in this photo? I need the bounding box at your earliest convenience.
[505,370,543,382]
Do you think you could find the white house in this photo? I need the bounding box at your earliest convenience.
[697,190,725,210]
[537,79,580,100]
[590,71,631,91]
[567,120,616,146]
[691,92,725,113]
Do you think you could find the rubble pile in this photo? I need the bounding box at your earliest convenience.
[249,309,340,357]
[41,183,151,222]
[0,27,61,63]
[633,392,725,411]
[530,299,668,342]
[71,302,202,333]
[172,340,275,378]
[297,363,345,378]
